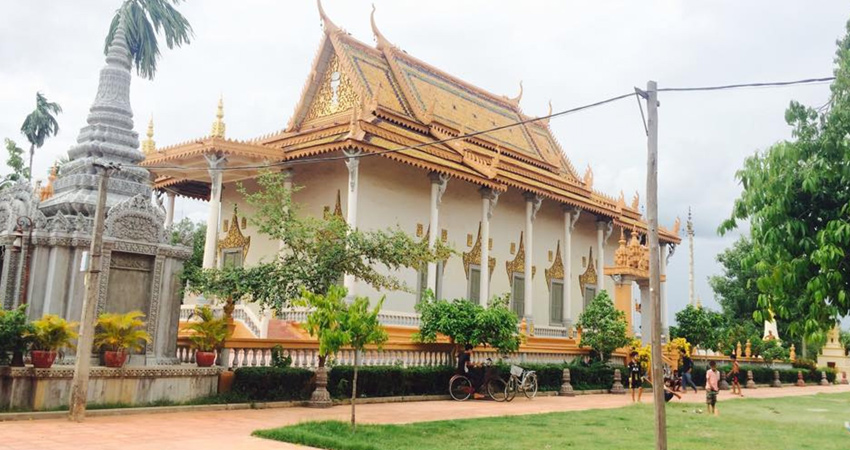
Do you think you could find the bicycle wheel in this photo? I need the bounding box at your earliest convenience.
[523,373,538,399]
[505,375,518,402]
[449,375,473,401]
[486,377,509,402]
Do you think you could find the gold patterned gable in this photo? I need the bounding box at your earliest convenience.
[218,205,251,259]
[304,54,360,122]
[578,247,597,293]
[462,222,496,279]
[505,231,536,279]
[545,240,565,289]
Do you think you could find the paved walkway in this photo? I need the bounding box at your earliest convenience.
[1,385,847,450]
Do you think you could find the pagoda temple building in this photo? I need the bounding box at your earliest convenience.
[146,1,681,342]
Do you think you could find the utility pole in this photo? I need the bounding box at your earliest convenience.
[644,81,667,450]
[69,162,118,422]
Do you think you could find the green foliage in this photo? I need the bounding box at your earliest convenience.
[105,0,193,80]
[295,286,349,367]
[170,219,205,297]
[719,321,763,357]
[414,294,520,354]
[93,311,151,352]
[0,306,34,362]
[329,365,456,399]
[185,305,228,352]
[342,295,388,356]
[719,21,850,336]
[26,314,78,351]
[709,237,761,323]
[671,304,725,351]
[791,358,817,371]
[188,265,262,306]
[239,171,450,310]
[3,138,29,183]
[270,345,293,368]
[19,92,61,180]
[760,339,789,362]
[840,329,850,355]
[576,291,630,362]
[232,366,315,401]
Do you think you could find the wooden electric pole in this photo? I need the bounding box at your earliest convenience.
[69,162,118,422]
[644,81,667,449]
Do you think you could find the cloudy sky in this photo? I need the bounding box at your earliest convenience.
[2,0,849,319]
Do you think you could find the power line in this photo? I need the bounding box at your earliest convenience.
[658,76,835,92]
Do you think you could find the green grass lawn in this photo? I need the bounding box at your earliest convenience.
[253,393,850,450]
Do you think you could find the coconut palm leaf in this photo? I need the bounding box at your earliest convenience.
[20,92,62,180]
[26,314,79,351]
[104,0,193,80]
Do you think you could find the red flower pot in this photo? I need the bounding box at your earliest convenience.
[104,350,128,368]
[31,350,57,369]
[196,351,216,367]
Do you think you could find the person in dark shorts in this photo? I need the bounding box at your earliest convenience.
[706,360,720,416]
[663,379,682,403]
[456,344,484,397]
[628,351,644,402]
[729,354,742,397]
[680,349,698,393]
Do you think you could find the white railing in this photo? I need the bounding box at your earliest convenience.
[176,343,452,370]
[471,352,580,365]
[534,325,570,338]
[278,307,421,328]
[180,304,264,338]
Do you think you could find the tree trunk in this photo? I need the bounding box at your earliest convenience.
[351,351,359,431]
[28,143,34,181]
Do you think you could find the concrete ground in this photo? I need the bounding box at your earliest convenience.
[1,384,847,450]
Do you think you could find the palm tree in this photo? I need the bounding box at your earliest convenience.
[104,0,193,80]
[20,92,62,181]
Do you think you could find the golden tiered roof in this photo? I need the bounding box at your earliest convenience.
[141,0,680,244]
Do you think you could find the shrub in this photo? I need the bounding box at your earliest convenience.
[328,365,455,398]
[792,358,817,371]
[27,314,78,351]
[233,366,315,401]
[0,306,33,363]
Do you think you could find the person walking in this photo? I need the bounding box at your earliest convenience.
[729,354,743,397]
[628,351,644,403]
[705,360,720,416]
[680,349,698,394]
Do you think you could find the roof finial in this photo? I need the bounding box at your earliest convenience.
[371,4,393,51]
[142,114,156,154]
[317,0,340,34]
[211,95,226,138]
[507,81,523,106]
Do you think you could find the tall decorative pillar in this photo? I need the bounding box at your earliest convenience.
[524,193,541,322]
[427,172,448,292]
[660,244,668,335]
[595,220,611,292]
[343,150,362,295]
[563,207,580,325]
[202,154,226,269]
[164,191,176,228]
[479,187,499,305]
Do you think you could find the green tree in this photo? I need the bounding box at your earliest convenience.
[720,20,850,338]
[170,218,205,297]
[105,0,193,80]
[188,265,263,334]
[340,294,388,431]
[709,237,760,322]
[3,138,29,185]
[20,92,62,180]
[415,294,520,354]
[671,305,725,352]
[576,291,630,362]
[240,171,449,310]
[840,329,850,356]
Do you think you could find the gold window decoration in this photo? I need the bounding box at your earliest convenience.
[578,247,597,293]
[441,229,448,243]
[505,231,536,280]
[218,205,251,268]
[462,222,496,280]
[545,241,565,290]
[416,223,424,237]
[305,54,359,121]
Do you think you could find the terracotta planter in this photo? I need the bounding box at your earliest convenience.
[31,350,57,369]
[196,351,217,367]
[104,350,128,368]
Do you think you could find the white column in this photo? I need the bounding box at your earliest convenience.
[595,220,607,292]
[427,172,448,293]
[343,150,362,295]
[164,191,176,228]
[639,281,651,344]
[563,207,580,325]
[479,187,499,305]
[660,244,669,336]
[523,193,541,321]
[202,154,226,269]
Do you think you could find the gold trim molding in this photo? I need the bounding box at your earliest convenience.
[218,205,251,259]
[462,222,495,279]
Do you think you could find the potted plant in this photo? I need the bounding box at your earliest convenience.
[94,311,151,368]
[186,305,228,367]
[26,314,78,369]
[0,305,34,366]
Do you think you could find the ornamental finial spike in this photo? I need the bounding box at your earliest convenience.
[317,0,340,33]
[142,114,156,155]
[211,95,226,138]
[507,81,523,106]
[370,4,393,50]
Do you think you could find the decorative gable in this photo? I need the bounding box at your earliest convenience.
[304,54,360,122]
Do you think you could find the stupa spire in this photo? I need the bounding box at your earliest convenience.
[211,95,226,138]
[39,11,153,218]
[687,207,695,306]
[142,115,156,154]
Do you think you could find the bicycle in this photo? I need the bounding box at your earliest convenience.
[449,359,511,402]
[507,364,538,399]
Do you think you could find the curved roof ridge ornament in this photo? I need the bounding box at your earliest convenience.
[506,80,523,107]
[317,0,341,34]
[371,4,393,51]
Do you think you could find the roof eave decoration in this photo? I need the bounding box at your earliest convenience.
[370,4,393,51]
[317,0,342,35]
